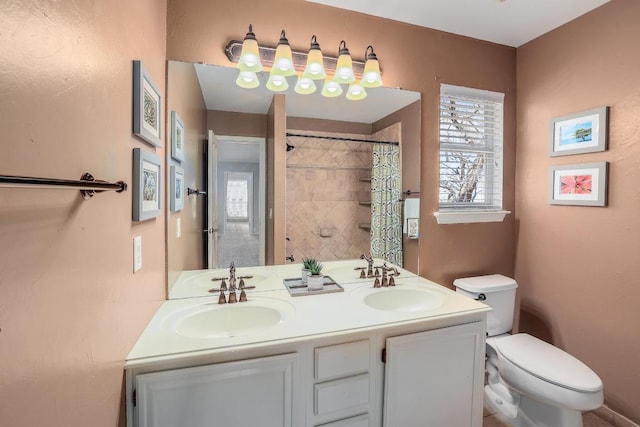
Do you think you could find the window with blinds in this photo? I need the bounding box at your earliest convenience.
[439,84,504,212]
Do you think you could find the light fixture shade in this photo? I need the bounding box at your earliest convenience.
[235,70,260,89]
[237,25,263,73]
[271,30,296,76]
[346,82,367,100]
[321,79,343,98]
[302,35,326,80]
[333,40,355,84]
[361,46,382,88]
[266,73,289,92]
[294,76,317,95]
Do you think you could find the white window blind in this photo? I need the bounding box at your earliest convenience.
[439,84,504,212]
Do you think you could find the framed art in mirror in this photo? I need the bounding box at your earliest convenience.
[133,60,162,147]
[170,165,185,212]
[548,162,608,207]
[133,148,162,221]
[549,106,608,157]
[171,111,185,162]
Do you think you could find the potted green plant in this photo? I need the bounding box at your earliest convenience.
[301,257,316,285]
[307,260,324,291]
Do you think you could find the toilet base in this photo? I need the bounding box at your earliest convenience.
[485,387,584,427]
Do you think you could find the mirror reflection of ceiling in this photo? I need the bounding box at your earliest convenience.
[194,64,420,124]
[305,0,610,47]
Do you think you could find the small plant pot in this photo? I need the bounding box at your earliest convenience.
[301,268,310,284]
[307,274,325,291]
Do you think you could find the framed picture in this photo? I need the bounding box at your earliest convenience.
[170,165,185,212]
[133,148,162,221]
[549,106,608,157]
[133,60,162,147]
[548,162,608,207]
[171,111,185,162]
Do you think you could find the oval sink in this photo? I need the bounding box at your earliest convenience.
[164,300,293,339]
[364,288,444,313]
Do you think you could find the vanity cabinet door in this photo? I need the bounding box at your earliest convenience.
[135,353,299,427]
[382,322,485,427]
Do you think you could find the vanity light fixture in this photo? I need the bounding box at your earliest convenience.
[333,41,356,84]
[302,35,326,80]
[361,45,383,88]
[237,24,263,73]
[227,28,382,99]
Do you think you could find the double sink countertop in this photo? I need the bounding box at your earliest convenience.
[126,259,490,367]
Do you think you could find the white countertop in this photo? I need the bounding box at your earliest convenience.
[128,261,490,367]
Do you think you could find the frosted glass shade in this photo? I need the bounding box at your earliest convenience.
[294,76,317,95]
[346,82,367,100]
[235,71,260,89]
[271,43,296,77]
[333,53,355,84]
[361,57,382,88]
[321,79,343,97]
[303,48,326,80]
[266,73,289,92]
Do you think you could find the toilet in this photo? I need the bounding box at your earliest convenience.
[454,274,603,427]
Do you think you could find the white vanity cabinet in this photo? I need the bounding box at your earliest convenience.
[382,322,486,427]
[133,353,299,427]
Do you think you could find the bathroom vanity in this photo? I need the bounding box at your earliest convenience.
[126,260,490,427]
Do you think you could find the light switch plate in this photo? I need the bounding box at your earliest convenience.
[133,236,142,273]
[176,218,181,238]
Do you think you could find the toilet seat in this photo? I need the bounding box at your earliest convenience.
[494,333,603,393]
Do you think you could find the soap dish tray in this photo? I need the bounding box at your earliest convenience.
[283,276,344,297]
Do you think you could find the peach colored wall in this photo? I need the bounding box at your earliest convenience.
[166,0,517,286]
[207,110,268,138]
[515,0,640,422]
[285,130,373,262]
[0,1,166,426]
[166,61,207,290]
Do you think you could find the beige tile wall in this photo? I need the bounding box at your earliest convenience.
[285,130,373,262]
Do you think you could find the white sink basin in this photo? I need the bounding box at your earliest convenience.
[363,288,445,313]
[164,299,294,339]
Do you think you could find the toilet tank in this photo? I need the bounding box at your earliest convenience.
[454,274,518,337]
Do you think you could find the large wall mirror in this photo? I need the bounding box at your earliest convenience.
[167,60,421,299]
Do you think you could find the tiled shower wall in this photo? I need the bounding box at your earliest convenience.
[285,130,373,262]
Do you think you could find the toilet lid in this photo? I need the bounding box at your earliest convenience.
[495,333,603,393]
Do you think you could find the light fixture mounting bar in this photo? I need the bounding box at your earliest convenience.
[225,40,369,78]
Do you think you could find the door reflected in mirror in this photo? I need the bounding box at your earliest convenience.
[166,60,421,299]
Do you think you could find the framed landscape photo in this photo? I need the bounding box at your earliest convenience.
[133,148,162,221]
[171,111,185,162]
[170,165,185,212]
[548,162,608,207]
[549,106,608,157]
[133,60,162,147]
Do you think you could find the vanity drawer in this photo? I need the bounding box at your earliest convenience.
[314,339,369,381]
[316,413,369,427]
[314,374,370,416]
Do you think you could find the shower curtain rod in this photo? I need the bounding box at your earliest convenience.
[286,132,399,146]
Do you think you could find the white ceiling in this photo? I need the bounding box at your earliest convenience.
[194,63,420,124]
[306,0,610,47]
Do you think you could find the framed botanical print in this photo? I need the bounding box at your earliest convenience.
[133,60,162,147]
[133,148,162,221]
